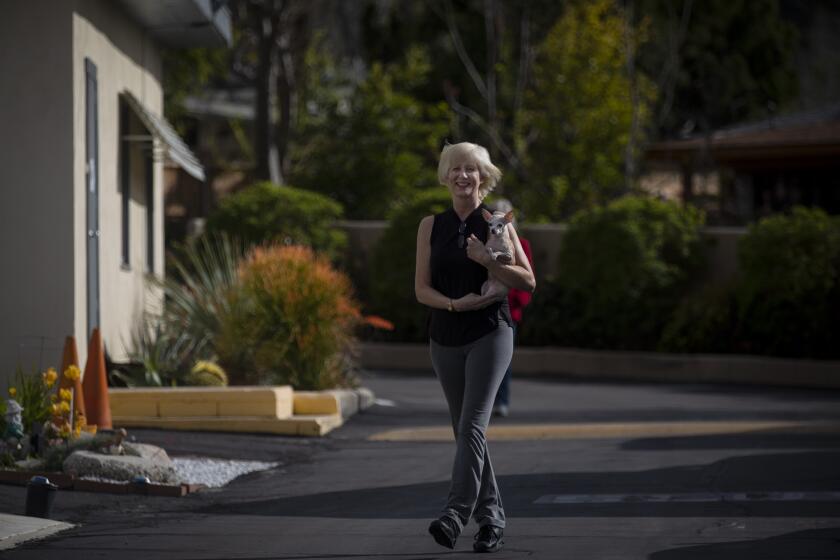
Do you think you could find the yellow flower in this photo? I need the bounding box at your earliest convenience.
[7,387,16,398]
[50,394,58,403]
[50,403,60,415]
[59,425,71,438]
[64,365,81,382]
[73,426,82,438]
[58,401,71,414]
[42,368,58,388]
[59,388,73,402]
[75,412,86,426]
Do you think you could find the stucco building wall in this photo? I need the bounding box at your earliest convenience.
[0,3,76,384]
[0,1,166,387]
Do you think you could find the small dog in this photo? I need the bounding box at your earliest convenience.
[480,208,515,299]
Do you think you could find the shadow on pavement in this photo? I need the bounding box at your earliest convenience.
[647,527,840,559]
[200,451,840,519]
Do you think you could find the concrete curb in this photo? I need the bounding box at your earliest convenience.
[0,513,74,550]
[110,387,376,436]
[357,343,840,389]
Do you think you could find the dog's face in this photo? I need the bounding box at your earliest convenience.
[482,209,514,236]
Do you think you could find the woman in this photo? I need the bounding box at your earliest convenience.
[415,142,536,552]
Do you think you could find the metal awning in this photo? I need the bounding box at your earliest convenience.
[115,0,232,48]
[122,91,205,181]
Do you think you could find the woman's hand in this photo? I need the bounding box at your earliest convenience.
[466,234,492,267]
[453,292,500,311]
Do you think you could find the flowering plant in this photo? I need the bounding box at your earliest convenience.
[42,366,92,446]
[3,365,94,465]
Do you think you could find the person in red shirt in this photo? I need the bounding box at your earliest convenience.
[490,199,534,417]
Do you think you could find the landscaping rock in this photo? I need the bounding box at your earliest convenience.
[123,442,173,466]
[63,450,180,484]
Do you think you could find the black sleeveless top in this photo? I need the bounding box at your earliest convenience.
[428,205,513,346]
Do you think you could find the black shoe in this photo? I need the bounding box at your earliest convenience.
[473,525,504,553]
[428,517,458,549]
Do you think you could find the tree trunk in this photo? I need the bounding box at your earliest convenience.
[254,11,282,184]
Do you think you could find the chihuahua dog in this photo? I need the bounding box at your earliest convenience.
[480,208,515,299]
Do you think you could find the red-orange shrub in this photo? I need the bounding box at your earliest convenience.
[216,245,361,389]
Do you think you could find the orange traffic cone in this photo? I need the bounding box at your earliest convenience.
[82,328,112,429]
[59,336,86,418]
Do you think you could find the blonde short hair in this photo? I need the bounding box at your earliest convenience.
[438,142,502,200]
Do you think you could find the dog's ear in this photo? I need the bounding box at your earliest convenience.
[481,209,493,222]
[504,210,515,223]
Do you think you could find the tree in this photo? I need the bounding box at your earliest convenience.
[521,0,656,221]
[162,48,228,134]
[289,47,450,218]
[638,0,798,137]
[229,0,312,184]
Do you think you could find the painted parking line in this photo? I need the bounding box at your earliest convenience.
[368,420,840,442]
[534,492,840,504]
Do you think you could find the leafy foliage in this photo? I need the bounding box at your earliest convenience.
[521,196,705,349]
[205,181,347,260]
[734,207,840,358]
[638,0,798,135]
[367,189,454,342]
[118,315,190,387]
[143,234,243,381]
[658,286,737,353]
[7,367,52,433]
[521,0,656,221]
[216,245,361,389]
[290,47,450,218]
[162,48,229,133]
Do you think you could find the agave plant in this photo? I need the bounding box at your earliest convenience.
[148,233,244,368]
[117,313,191,386]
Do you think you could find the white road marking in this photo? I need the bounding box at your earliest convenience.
[534,491,840,504]
[374,398,397,407]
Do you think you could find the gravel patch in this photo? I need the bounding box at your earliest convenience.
[173,457,279,488]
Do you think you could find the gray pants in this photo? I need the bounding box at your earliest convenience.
[430,325,514,531]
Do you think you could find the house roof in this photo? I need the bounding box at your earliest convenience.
[646,104,840,164]
[123,92,205,181]
[116,0,232,48]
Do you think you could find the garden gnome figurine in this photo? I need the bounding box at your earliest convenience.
[3,399,25,441]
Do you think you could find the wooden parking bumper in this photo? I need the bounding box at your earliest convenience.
[108,386,365,436]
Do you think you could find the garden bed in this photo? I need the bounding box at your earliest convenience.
[0,469,203,497]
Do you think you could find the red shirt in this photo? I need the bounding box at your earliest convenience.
[508,237,533,324]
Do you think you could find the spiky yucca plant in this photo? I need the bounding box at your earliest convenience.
[149,234,243,365]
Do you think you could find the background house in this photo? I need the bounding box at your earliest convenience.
[643,104,840,225]
[0,1,231,388]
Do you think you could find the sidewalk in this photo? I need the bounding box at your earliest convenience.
[0,513,73,550]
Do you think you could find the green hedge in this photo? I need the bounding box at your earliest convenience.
[651,206,840,359]
[521,196,706,349]
[206,181,346,260]
[734,207,840,358]
[367,189,453,342]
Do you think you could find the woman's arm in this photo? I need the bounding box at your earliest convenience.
[415,216,501,312]
[415,216,453,310]
[466,224,536,292]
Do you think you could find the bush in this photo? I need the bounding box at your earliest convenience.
[521,196,705,349]
[206,182,347,260]
[216,245,361,389]
[734,207,840,358]
[185,361,228,386]
[658,286,736,353]
[367,189,454,342]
